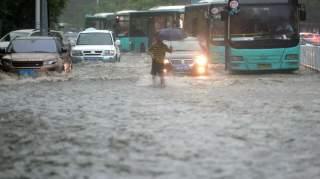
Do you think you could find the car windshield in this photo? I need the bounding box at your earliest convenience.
[166,40,201,51]
[11,39,58,53]
[230,4,298,41]
[77,33,113,45]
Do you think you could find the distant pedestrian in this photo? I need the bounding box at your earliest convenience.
[148,36,172,88]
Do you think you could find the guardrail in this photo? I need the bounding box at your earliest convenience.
[301,45,320,72]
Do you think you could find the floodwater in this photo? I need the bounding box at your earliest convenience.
[1,54,320,179]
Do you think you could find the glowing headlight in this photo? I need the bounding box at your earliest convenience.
[195,55,208,65]
[197,66,206,74]
[44,59,57,65]
[71,50,82,56]
[163,69,168,73]
[103,50,115,56]
[164,59,170,64]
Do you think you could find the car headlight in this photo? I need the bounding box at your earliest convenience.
[195,55,208,65]
[164,59,170,64]
[71,50,82,56]
[1,58,12,66]
[44,59,58,65]
[103,50,115,56]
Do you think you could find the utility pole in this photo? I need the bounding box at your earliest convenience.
[40,0,48,36]
[35,0,40,30]
[224,0,240,71]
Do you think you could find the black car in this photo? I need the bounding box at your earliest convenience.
[163,37,209,76]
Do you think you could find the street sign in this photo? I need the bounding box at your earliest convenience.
[229,0,239,9]
[228,0,240,16]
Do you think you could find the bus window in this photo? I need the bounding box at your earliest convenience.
[179,14,184,28]
[210,17,225,44]
[154,16,166,32]
[130,16,148,37]
[118,16,130,37]
[192,18,198,36]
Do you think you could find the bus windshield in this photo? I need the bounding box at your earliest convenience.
[230,4,298,41]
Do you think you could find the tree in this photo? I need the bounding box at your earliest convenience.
[0,0,68,36]
[304,0,320,22]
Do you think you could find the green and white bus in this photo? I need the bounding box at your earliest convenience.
[227,0,305,71]
[84,13,115,30]
[185,0,306,71]
[115,6,185,53]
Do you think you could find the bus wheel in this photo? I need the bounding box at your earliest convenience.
[283,69,298,74]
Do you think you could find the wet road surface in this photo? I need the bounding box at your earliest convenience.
[1,54,320,179]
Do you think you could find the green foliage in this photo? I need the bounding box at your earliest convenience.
[0,0,68,36]
[49,0,69,25]
[304,0,320,22]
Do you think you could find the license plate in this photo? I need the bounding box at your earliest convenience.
[18,69,37,76]
[84,57,100,61]
[258,64,271,70]
[174,64,190,71]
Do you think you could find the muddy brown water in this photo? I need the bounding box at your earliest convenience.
[1,54,320,179]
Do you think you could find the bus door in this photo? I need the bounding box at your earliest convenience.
[129,14,149,53]
[210,7,226,64]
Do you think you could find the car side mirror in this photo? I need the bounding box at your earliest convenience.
[0,48,6,54]
[69,40,76,46]
[61,47,68,53]
[115,39,121,46]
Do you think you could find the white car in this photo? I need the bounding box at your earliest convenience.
[0,29,70,50]
[0,29,37,50]
[71,28,120,63]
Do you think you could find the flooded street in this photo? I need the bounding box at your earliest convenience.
[1,54,320,179]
